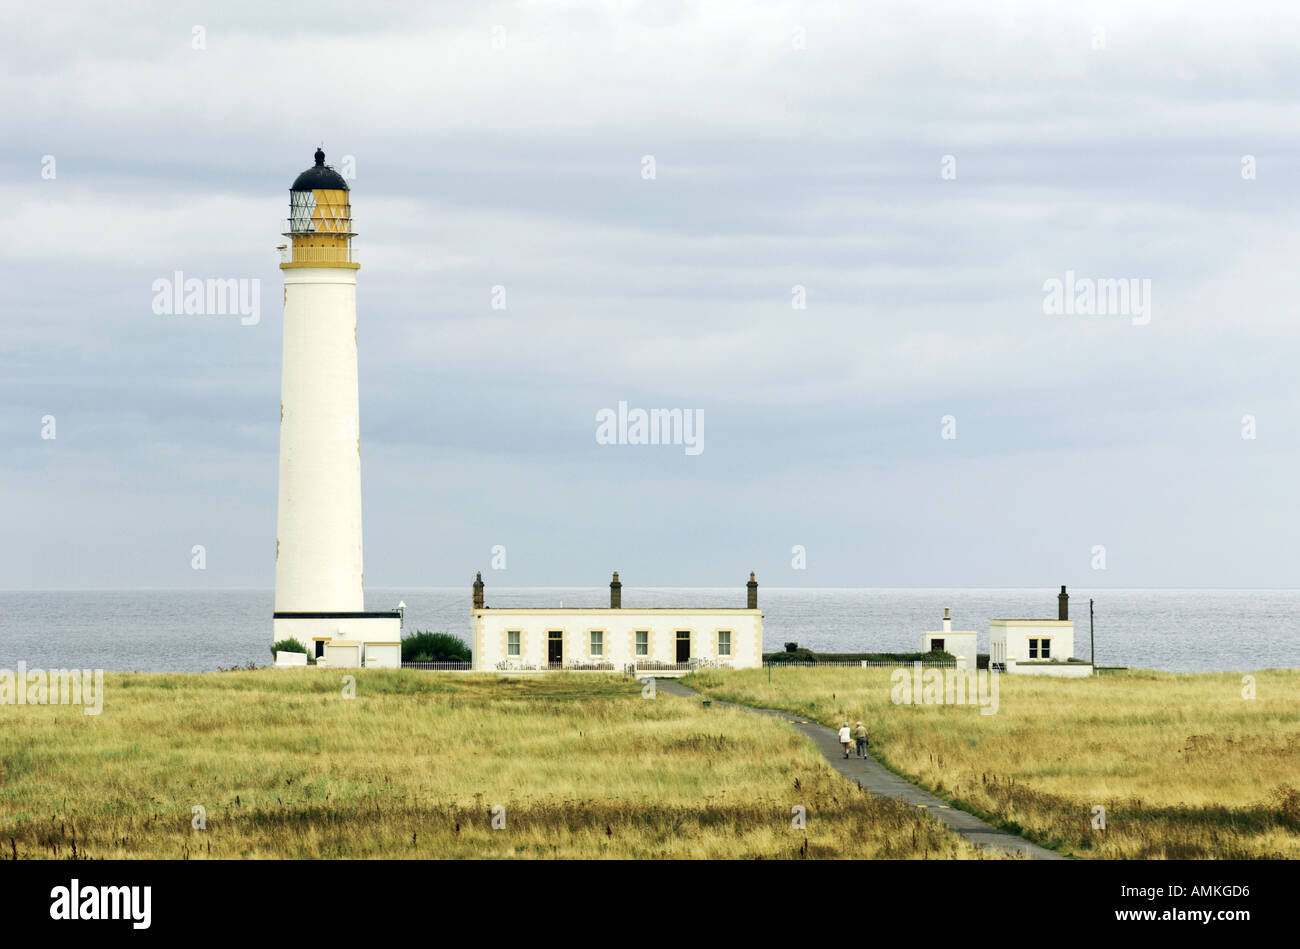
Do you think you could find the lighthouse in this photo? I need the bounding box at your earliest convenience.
[271,148,401,667]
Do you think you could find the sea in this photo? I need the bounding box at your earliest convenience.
[0,587,1295,674]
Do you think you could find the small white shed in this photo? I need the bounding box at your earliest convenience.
[921,609,977,670]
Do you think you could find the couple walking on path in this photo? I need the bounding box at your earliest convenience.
[838,721,868,759]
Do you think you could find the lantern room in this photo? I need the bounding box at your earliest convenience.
[280,148,358,269]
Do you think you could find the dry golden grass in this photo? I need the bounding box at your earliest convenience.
[684,666,1300,859]
[0,670,987,859]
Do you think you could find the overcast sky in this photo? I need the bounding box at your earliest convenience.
[4,1,1300,591]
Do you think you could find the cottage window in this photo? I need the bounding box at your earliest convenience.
[718,630,731,656]
[635,631,649,656]
[590,630,604,656]
[507,630,520,657]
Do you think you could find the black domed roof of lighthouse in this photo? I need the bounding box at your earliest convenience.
[291,148,349,192]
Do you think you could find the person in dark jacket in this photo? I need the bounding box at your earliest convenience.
[853,721,868,758]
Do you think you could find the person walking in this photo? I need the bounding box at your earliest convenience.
[837,722,852,758]
[853,721,868,759]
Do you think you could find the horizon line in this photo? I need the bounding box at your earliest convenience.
[3,586,1298,593]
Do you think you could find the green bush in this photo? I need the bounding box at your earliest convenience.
[868,649,955,663]
[401,631,471,663]
[762,649,957,663]
[270,638,307,658]
[774,642,819,661]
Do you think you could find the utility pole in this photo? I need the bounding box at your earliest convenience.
[1090,598,1095,672]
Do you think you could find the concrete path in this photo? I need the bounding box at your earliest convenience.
[655,678,1065,860]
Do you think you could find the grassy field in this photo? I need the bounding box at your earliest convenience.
[0,669,989,859]
[683,666,1300,859]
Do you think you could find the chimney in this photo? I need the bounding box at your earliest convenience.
[1058,585,1069,621]
[747,572,758,609]
[943,607,951,633]
[610,571,622,608]
[472,571,485,610]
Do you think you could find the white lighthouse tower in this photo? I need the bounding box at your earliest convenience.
[271,148,400,666]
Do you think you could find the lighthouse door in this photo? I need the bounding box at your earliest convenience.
[548,631,563,668]
[676,631,691,663]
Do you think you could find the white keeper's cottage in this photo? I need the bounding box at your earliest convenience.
[989,586,1093,677]
[471,572,764,672]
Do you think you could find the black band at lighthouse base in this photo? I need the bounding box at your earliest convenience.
[273,611,402,619]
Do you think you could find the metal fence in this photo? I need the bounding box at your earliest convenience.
[278,244,359,265]
[400,661,621,671]
[764,659,957,668]
[397,659,956,672]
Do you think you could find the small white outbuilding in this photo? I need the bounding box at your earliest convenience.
[920,609,977,670]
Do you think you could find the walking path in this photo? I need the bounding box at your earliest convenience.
[655,678,1065,860]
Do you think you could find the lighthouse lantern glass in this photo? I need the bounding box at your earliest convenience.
[289,190,315,233]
